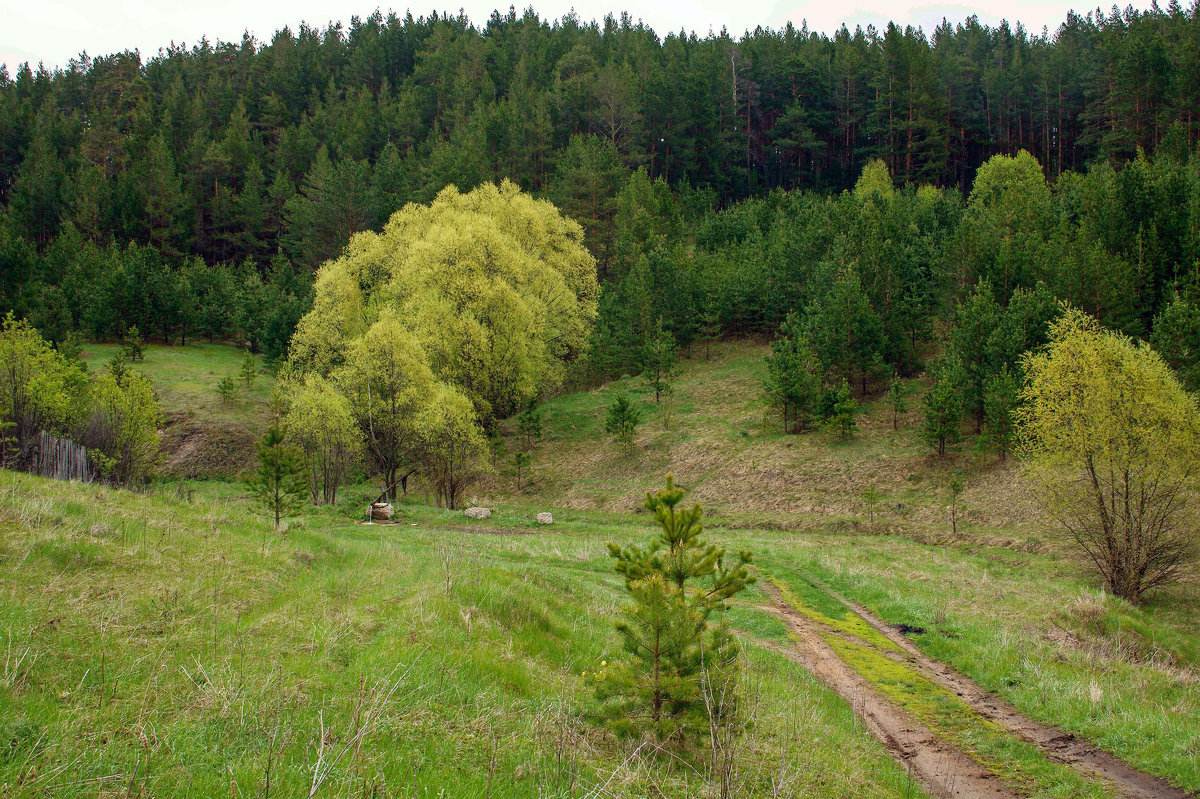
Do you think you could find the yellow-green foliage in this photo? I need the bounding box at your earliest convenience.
[86,370,161,484]
[0,313,89,455]
[416,383,486,509]
[290,181,599,422]
[281,374,362,504]
[1016,307,1200,600]
[853,159,895,204]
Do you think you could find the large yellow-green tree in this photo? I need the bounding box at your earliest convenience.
[290,180,599,423]
[1016,308,1200,602]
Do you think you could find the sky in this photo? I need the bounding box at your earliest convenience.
[0,0,1154,75]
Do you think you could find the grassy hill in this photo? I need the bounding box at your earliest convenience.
[82,342,273,479]
[484,339,1038,543]
[4,338,1194,796]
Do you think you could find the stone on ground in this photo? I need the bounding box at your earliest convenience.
[536,512,553,525]
[464,506,491,520]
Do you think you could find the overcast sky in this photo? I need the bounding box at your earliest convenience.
[1,0,1151,75]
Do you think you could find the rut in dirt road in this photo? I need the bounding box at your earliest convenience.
[759,580,1019,799]
[838,590,1196,799]
[760,575,1196,799]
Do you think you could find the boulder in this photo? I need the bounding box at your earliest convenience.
[536,512,553,525]
[371,503,394,522]
[464,506,491,520]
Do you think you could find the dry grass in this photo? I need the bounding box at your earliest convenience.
[487,339,1042,544]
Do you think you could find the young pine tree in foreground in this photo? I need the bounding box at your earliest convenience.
[249,420,309,531]
[597,475,754,743]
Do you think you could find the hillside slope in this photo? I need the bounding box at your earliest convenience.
[83,343,273,478]
[485,339,1038,543]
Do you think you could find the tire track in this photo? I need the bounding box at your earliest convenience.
[759,580,1019,799]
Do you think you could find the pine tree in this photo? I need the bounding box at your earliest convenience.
[249,420,309,531]
[886,376,908,429]
[216,375,239,405]
[604,393,641,454]
[487,428,505,469]
[983,364,1019,460]
[642,320,680,403]
[239,350,257,388]
[513,450,530,490]
[764,312,823,433]
[597,475,754,741]
[922,355,964,456]
[948,474,964,534]
[121,325,144,362]
[698,307,721,361]
[517,399,543,449]
[829,380,858,440]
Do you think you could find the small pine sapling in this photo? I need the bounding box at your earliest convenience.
[829,381,858,440]
[240,350,258,388]
[517,399,543,449]
[596,475,754,742]
[949,474,964,534]
[604,393,641,454]
[513,450,530,490]
[698,309,721,361]
[862,486,881,524]
[216,375,239,405]
[108,351,129,385]
[249,420,309,531]
[886,376,908,429]
[641,321,680,404]
[487,428,505,468]
[121,325,145,362]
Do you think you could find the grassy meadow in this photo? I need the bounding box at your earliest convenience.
[0,473,923,797]
[2,338,1197,796]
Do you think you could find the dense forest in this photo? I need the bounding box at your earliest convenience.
[2,4,1200,373]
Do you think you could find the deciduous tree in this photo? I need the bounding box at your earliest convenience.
[1016,308,1200,602]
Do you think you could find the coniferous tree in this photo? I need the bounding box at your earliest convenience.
[922,355,965,456]
[249,420,309,530]
[240,350,257,388]
[886,376,908,429]
[983,364,1019,460]
[764,311,823,433]
[517,399,544,449]
[605,393,641,454]
[829,380,858,440]
[597,475,754,741]
[642,320,680,404]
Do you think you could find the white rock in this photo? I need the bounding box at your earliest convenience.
[370,503,394,522]
[464,506,491,520]
[536,512,553,525]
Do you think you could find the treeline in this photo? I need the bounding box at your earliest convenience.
[3,4,1200,336]
[591,148,1200,404]
[2,222,310,357]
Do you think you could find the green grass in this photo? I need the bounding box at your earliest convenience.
[82,342,273,423]
[0,472,924,797]
[756,535,1200,793]
[19,335,1195,795]
[82,342,274,478]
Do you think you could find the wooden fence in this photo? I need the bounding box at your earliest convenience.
[30,431,95,483]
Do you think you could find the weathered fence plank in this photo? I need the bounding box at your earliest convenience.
[31,431,94,483]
